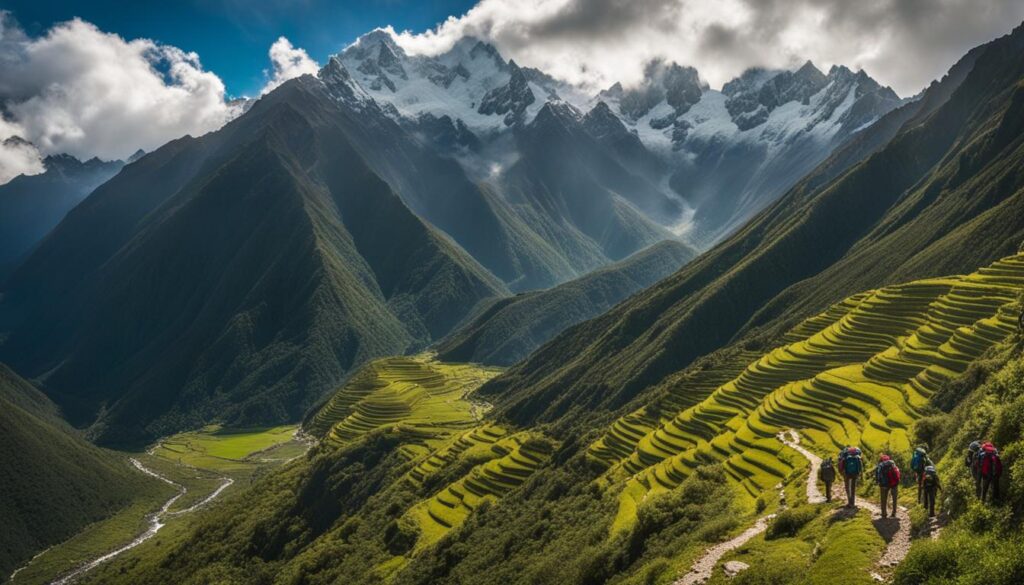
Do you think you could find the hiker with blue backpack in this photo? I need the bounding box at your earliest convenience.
[875,454,901,518]
[818,457,836,502]
[838,446,863,508]
[910,446,932,504]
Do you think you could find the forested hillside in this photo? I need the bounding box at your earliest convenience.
[0,365,168,577]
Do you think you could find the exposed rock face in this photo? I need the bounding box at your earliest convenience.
[477,61,536,125]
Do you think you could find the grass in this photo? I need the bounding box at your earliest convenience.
[598,253,1024,531]
[150,424,301,472]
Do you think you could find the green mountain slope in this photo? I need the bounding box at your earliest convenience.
[0,78,507,445]
[69,253,1024,585]
[478,23,1024,430]
[437,240,696,366]
[0,364,165,577]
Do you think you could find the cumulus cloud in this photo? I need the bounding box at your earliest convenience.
[387,0,1024,96]
[0,12,242,174]
[261,36,319,94]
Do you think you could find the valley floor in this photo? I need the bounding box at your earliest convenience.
[8,425,310,585]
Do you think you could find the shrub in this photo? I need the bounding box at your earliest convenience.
[766,505,819,540]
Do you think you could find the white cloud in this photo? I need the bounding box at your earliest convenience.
[0,118,44,184]
[0,13,241,170]
[261,36,319,94]
[386,0,1024,96]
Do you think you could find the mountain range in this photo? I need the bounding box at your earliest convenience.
[2,14,1024,585]
[0,154,125,281]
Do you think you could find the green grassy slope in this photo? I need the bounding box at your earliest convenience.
[68,254,1023,585]
[0,79,507,445]
[0,364,167,577]
[437,240,696,366]
[478,23,1024,432]
[597,254,1022,532]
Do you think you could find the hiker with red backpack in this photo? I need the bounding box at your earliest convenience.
[978,441,1003,503]
[875,454,901,518]
[910,446,932,504]
[839,446,863,508]
[966,440,983,497]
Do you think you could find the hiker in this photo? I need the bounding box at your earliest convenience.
[819,457,837,502]
[910,446,932,504]
[979,441,1003,503]
[841,446,863,508]
[966,440,983,498]
[921,465,941,518]
[875,454,901,518]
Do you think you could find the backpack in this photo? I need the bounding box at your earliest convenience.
[876,460,900,487]
[911,448,927,473]
[922,465,939,488]
[980,444,1003,479]
[838,448,849,475]
[966,441,981,469]
[844,448,863,476]
[819,459,836,482]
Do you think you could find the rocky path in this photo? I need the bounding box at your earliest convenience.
[674,481,784,585]
[777,431,913,581]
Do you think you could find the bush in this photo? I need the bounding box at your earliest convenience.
[766,505,819,540]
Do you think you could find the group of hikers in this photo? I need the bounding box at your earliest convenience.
[815,440,1003,518]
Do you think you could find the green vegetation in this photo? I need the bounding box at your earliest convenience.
[437,237,696,366]
[890,334,1024,584]
[0,364,168,579]
[10,420,310,584]
[707,507,884,585]
[592,254,1022,532]
[151,424,302,472]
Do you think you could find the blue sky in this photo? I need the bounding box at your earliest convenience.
[3,0,478,96]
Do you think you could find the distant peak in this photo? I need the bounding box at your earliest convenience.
[352,29,402,54]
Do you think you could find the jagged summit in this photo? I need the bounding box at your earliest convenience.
[297,30,905,248]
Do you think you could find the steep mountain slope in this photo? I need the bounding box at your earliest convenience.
[0,154,123,281]
[0,76,507,445]
[437,240,696,366]
[324,41,680,290]
[479,22,1024,431]
[0,364,166,577]
[598,60,904,243]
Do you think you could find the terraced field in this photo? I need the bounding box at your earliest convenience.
[406,431,554,548]
[309,355,502,451]
[308,355,558,550]
[601,254,1024,531]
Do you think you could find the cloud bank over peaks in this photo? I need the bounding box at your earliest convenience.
[383,0,1024,97]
